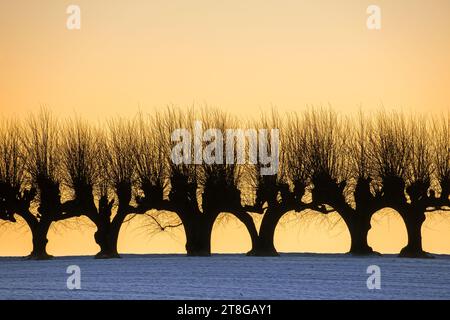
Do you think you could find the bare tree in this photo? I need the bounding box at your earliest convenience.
[370,111,446,257]
[247,109,331,256]
[86,112,184,258]
[302,108,386,255]
[344,110,386,254]
[155,107,259,256]
[19,108,83,259]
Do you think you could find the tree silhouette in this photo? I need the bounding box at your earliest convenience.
[19,109,84,259]
[0,107,449,259]
[248,110,332,256]
[370,111,449,257]
[162,108,259,256]
[302,108,382,255]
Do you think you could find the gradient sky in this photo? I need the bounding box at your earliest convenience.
[0,0,449,256]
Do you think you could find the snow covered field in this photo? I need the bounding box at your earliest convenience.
[0,253,449,300]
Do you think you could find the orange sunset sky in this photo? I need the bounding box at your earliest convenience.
[0,0,449,256]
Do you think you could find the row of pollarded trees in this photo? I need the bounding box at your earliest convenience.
[0,107,449,259]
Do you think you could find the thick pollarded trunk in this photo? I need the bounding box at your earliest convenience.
[93,211,127,259]
[94,221,118,259]
[331,204,377,256]
[399,210,431,258]
[28,220,53,260]
[94,234,114,259]
[347,215,375,255]
[96,182,133,259]
[252,208,284,256]
[184,216,214,256]
[312,176,377,256]
[350,178,378,255]
[91,195,115,259]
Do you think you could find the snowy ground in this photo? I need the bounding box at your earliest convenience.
[0,253,449,300]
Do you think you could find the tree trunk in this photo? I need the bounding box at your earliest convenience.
[28,220,53,260]
[93,220,116,259]
[252,207,284,256]
[399,210,431,258]
[184,216,214,256]
[93,212,126,259]
[348,215,376,255]
[91,196,115,259]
